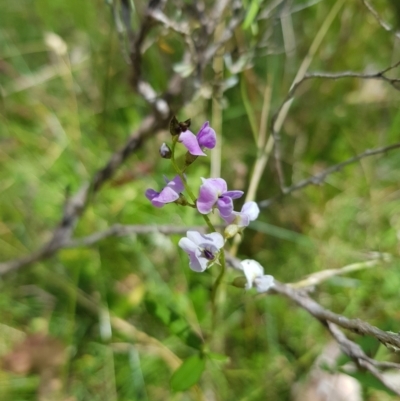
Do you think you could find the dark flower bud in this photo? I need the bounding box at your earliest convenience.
[159,142,172,159]
[169,116,192,136]
[169,116,181,136]
[179,118,191,132]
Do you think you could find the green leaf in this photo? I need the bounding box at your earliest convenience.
[170,354,206,392]
[242,0,262,30]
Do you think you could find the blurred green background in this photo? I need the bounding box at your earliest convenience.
[1,0,400,400]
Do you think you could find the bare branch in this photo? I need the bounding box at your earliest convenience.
[289,255,391,289]
[361,0,400,40]
[65,224,207,248]
[0,115,164,276]
[327,323,400,395]
[271,281,400,350]
[270,60,400,194]
[259,141,400,208]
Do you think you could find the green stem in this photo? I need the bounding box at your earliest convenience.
[210,249,226,331]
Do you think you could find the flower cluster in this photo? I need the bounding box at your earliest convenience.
[145,117,268,288]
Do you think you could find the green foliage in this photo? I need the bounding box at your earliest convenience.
[1,0,400,400]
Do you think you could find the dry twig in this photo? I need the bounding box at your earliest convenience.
[259,141,400,208]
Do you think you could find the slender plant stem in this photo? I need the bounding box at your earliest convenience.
[210,249,227,331]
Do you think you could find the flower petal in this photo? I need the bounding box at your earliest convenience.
[178,237,198,255]
[197,180,221,214]
[217,196,234,218]
[202,178,227,194]
[240,259,264,290]
[241,201,260,221]
[223,190,244,200]
[145,189,159,201]
[197,121,216,149]
[205,232,225,249]
[155,186,180,204]
[189,250,208,272]
[167,175,185,193]
[186,231,207,246]
[254,275,275,293]
[179,130,206,156]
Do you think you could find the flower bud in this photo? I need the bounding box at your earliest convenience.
[231,277,247,288]
[224,224,240,239]
[169,116,191,136]
[169,116,181,136]
[159,143,172,159]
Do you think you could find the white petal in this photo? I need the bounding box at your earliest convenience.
[241,201,260,221]
[240,259,264,289]
[254,275,275,293]
[206,232,224,249]
[186,231,206,245]
[178,237,197,253]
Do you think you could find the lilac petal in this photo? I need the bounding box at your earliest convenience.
[167,175,185,193]
[190,250,208,272]
[186,231,208,246]
[197,182,220,214]
[197,121,216,149]
[217,196,234,218]
[155,186,180,204]
[224,190,244,200]
[201,178,227,194]
[179,130,206,156]
[242,201,259,221]
[186,231,224,250]
[145,189,159,201]
[145,189,165,208]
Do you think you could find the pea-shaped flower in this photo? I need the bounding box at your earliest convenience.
[196,178,243,218]
[178,231,224,272]
[145,175,184,208]
[179,121,216,156]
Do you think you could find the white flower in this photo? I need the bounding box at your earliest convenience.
[240,259,274,292]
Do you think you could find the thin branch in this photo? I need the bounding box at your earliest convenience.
[271,281,400,350]
[271,0,346,191]
[271,59,400,194]
[65,224,207,248]
[361,0,400,40]
[0,2,247,276]
[289,254,391,289]
[258,141,400,208]
[327,322,400,396]
[0,115,164,275]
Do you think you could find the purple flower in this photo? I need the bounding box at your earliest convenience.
[179,121,216,156]
[197,178,243,218]
[145,175,184,208]
[178,231,224,272]
[223,201,260,227]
